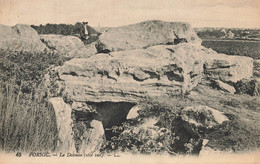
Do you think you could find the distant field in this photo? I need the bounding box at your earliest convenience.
[201,40,260,59]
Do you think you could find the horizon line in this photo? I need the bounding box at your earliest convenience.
[1,22,260,29]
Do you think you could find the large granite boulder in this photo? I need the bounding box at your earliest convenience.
[96,20,201,52]
[52,43,207,103]
[40,34,97,58]
[0,24,47,52]
[203,48,253,83]
[49,44,253,104]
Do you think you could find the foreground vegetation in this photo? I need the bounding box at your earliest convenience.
[0,82,58,152]
[0,50,68,152]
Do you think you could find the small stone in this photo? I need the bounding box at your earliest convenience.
[212,80,236,94]
[181,105,229,128]
[71,102,83,110]
[127,105,142,119]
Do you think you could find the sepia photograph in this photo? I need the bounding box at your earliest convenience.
[0,0,259,163]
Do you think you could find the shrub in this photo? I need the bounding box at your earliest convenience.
[0,50,67,91]
[235,79,259,96]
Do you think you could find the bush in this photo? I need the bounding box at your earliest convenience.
[0,50,66,87]
[234,79,259,96]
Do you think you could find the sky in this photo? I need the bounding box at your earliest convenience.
[0,0,259,28]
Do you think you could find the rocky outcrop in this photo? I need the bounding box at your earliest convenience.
[52,44,208,103]
[49,44,253,104]
[42,20,254,154]
[96,20,201,52]
[0,20,256,155]
[0,24,47,52]
[40,34,97,58]
[46,45,254,154]
[203,49,253,83]
[47,43,207,153]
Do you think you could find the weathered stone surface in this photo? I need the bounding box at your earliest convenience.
[127,105,142,120]
[40,34,97,58]
[48,43,254,103]
[96,20,201,52]
[79,120,105,154]
[54,44,207,103]
[0,24,47,52]
[71,101,98,112]
[211,80,236,94]
[181,105,229,128]
[48,97,76,152]
[203,50,253,83]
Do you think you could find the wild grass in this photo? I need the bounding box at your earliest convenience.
[0,50,68,152]
[186,85,260,152]
[0,81,58,152]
